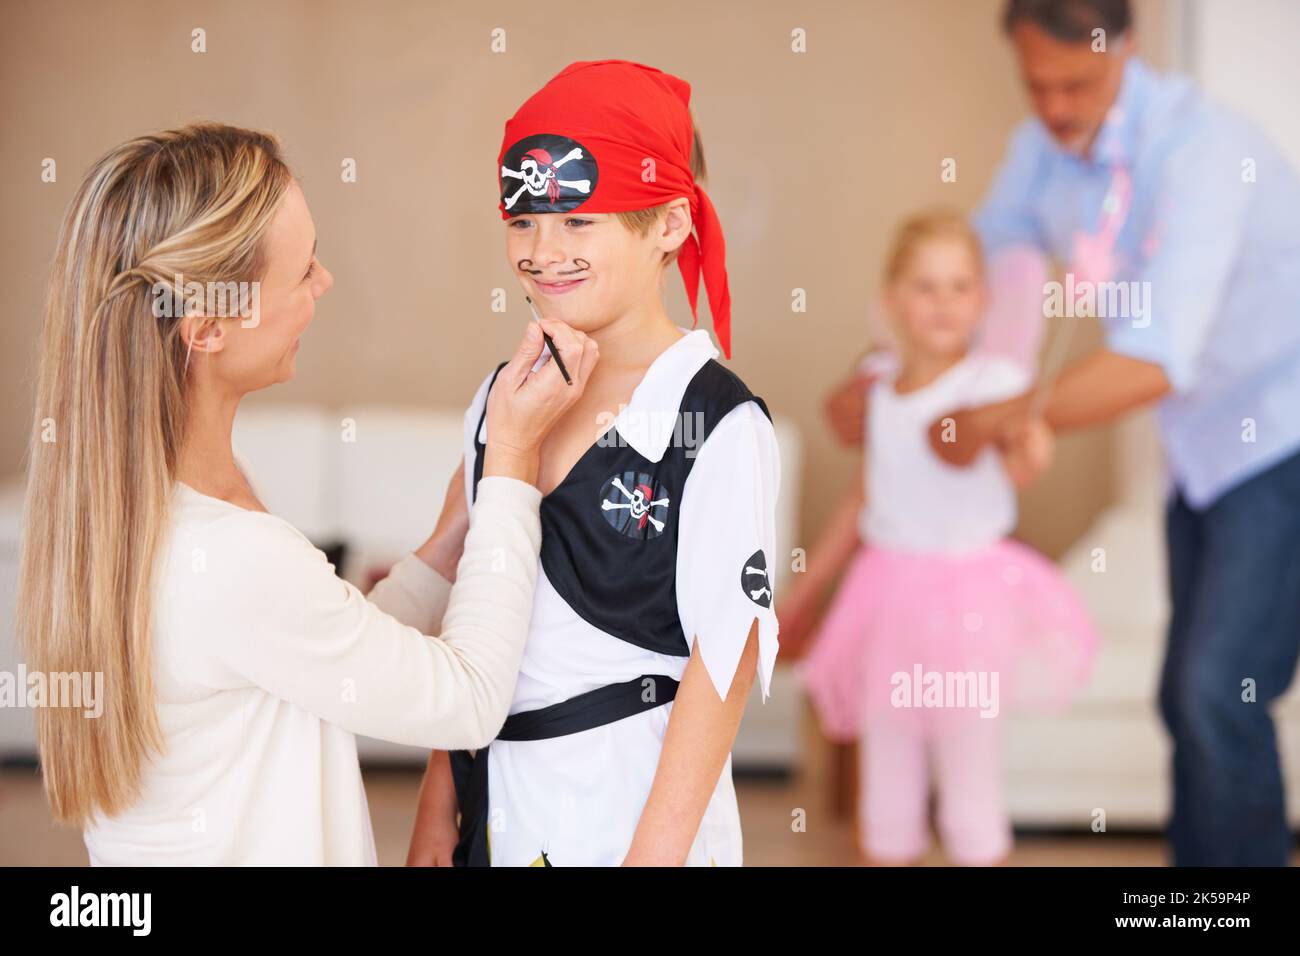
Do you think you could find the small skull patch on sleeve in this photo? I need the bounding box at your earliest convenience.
[741,550,772,608]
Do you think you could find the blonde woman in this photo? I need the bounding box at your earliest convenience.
[16,123,598,865]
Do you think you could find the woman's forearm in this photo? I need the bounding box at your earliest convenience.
[482,444,540,486]
[623,625,760,866]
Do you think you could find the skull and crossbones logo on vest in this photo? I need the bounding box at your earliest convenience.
[598,471,671,539]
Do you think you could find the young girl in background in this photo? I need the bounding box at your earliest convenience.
[781,210,1097,866]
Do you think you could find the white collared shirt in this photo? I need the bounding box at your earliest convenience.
[465,325,781,706]
[461,325,780,866]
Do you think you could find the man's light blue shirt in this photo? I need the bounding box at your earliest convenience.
[974,57,1300,509]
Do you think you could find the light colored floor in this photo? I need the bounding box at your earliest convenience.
[2,765,1259,866]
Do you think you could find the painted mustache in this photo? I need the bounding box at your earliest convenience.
[517,257,591,278]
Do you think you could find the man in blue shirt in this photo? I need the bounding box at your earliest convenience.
[827,0,1300,865]
[959,0,1300,867]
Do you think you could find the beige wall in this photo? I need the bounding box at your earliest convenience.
[0,0,1169,560]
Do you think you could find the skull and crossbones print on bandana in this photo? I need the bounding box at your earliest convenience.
[497,59,733,359]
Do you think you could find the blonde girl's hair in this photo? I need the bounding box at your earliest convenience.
[616,117,708,268]
[883,208,986,283]
[17,123,292,824]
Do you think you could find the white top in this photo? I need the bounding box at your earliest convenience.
[463,327,781,866]
[83,470,544,866]
[466,326,781,706]
[861,352,1029,554]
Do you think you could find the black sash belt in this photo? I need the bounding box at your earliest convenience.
[449,674,680,867]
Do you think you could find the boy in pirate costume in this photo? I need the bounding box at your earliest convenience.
[406,60,781,867]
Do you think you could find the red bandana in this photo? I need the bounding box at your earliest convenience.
[498,59,732,359]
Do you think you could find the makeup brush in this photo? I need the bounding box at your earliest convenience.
[524,294,573,385]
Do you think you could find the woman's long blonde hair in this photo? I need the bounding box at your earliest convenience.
[17,123,292,824]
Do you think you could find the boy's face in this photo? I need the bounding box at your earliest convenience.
[505,211,666,331]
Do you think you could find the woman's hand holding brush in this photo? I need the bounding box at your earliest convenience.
[482,318,599,488]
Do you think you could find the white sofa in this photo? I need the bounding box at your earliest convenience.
[1004,411,1300,827]
[0,481,31,758]
[0,400,805,771]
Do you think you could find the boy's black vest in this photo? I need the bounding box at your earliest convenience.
[452,356,771,866]
[470,356,772,658]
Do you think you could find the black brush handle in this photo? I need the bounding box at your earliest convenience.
[541,330,573,384]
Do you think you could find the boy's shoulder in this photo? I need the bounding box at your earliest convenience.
[682,358,773,428]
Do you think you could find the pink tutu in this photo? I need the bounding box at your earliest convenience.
[796,539,1098,740]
